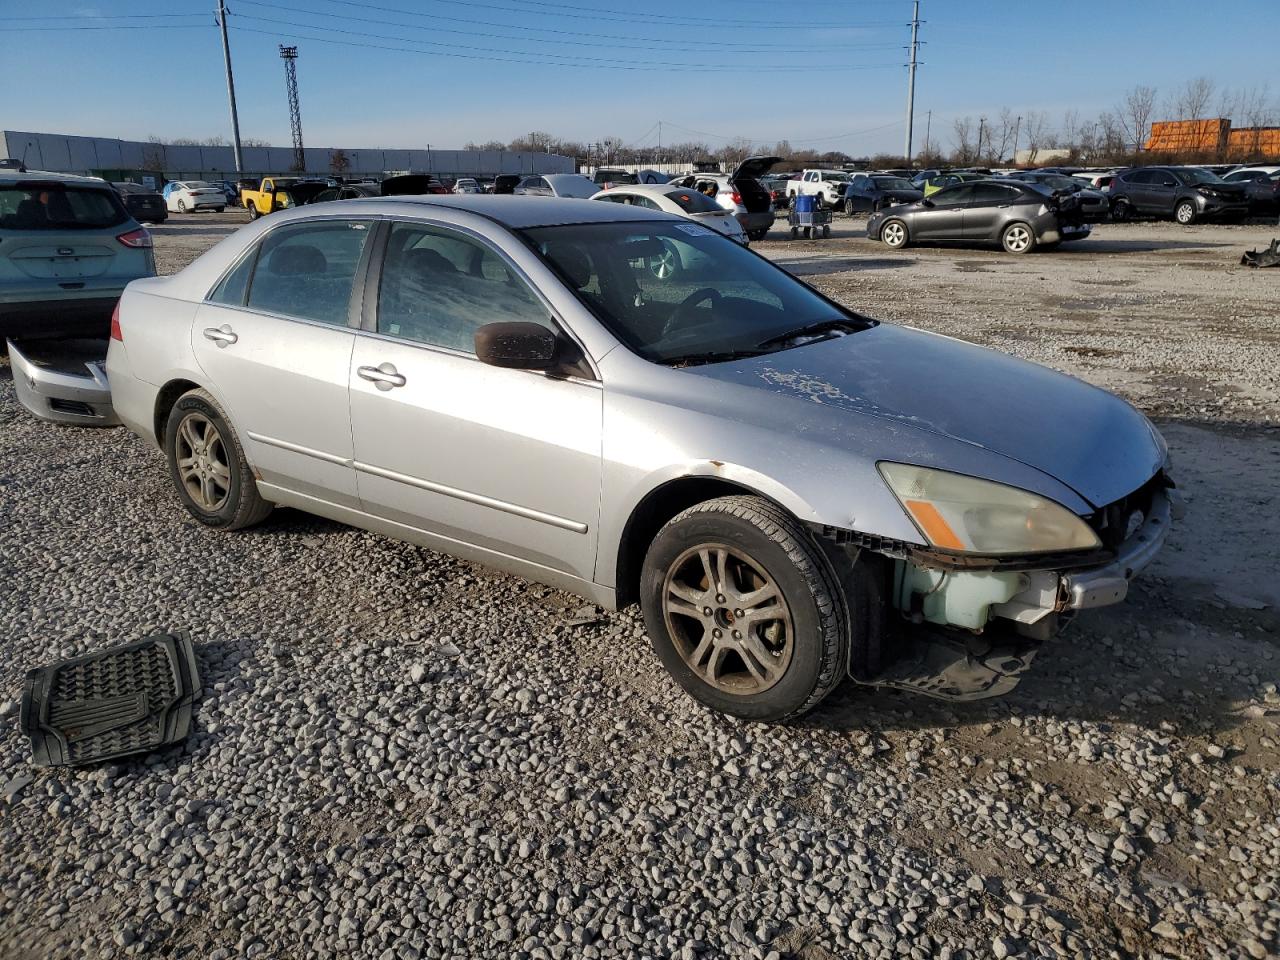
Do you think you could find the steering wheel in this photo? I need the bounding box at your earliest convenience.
[663,287,723,339]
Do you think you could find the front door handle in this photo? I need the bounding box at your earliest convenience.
[357,362,406,390]
[202,324,238,347]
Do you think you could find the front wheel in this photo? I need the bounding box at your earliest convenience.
[1001,222,1036,254]
[747,228,767,242]
[176,199,187,213]
[1111,198,1131,222]
[844,199,856,216]
[1174,200,1197,225]
[880,219,909,248]
[215,206,225,213]
[165,388,272,530]
[640,496,854,722]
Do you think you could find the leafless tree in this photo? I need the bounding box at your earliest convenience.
[994,108,1018,163]
[329,149,350,175]
[141,136,166,171]
[1168,76,1216,119]
[1117,85,1157,150]
[951,116,976,163]
[1022,111,1051,163]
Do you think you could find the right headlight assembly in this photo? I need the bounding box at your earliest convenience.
[878,463,1101,556]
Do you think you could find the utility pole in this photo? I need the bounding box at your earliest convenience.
[903,1,922,164]
[977,116,986,163]
[279,45,305,173]
[1012,115,1022,166]
[216,0,243,175]
[924,110,932,157]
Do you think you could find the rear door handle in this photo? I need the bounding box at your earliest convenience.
[202,324,238,347]
[357,362,406,390]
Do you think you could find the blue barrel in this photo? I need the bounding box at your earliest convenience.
[794,194,816,213]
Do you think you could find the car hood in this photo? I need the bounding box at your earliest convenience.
[687,324,1165,509]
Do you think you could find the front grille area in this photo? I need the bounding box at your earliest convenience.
[1088,471,1167,551]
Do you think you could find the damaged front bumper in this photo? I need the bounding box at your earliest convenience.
[7,337,119,426]
[847,485,1177,701]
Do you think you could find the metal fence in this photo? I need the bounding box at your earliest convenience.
[1,130,576,179]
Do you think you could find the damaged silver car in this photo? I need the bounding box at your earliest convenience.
[106,196,1175,721]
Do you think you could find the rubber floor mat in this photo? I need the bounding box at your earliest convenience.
[20,631,202,767]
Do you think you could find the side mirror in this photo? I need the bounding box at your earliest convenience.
[920,198,935,207]
[474,322,559,370]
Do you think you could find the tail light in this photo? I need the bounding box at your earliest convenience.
[110,301,123,342]
[731,191,742,205]
[116,228,153,248]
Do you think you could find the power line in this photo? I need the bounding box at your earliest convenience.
[227,24,901,72]
[235,0,899,55]
[4,12,208,20]
[660,118,903,146]
[254,0,890,50]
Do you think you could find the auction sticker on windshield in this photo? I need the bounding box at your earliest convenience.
[674,223,715,236]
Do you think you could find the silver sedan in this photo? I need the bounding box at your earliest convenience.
[107,196,1173,721]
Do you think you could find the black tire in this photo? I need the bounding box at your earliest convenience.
[177,199,187,213]
[165,388,272,531]
[789,226,798,239]
[1111,198,1131,222]
[844,198,856,216]
[640,495,855,722]
[1174,200,1197,225]
[747,228,767,242]
[215,206,225,213]
[247,204,260,220]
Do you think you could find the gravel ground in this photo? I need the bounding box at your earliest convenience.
[1,210,1278,960]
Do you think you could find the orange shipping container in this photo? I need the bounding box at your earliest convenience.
[1146,118,1230,154]
[1228,127,1280,159]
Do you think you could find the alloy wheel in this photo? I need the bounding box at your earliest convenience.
[175,413,231,511]
[177,199,187,213]
[1176,202,1195,224]
[882,221,906,247]
[649,244,678,279]
[1004,224,1032,252]
[661,543,794,695]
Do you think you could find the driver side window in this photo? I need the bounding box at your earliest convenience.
[375,222,552,354]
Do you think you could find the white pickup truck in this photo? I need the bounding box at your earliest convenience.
[787,169,854,207]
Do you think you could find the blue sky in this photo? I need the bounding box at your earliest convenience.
[2,0,1274,156]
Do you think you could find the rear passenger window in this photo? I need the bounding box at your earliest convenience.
[376,222,551,353]
[209,251,255,306]
[246,220,370,325]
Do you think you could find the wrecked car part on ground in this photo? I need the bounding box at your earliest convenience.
[21,631,201,767]
[1241,238,1280,268]
[7,336,119,425]
[104,195,1174,722]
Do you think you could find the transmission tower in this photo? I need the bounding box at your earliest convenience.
[279,45,305,172]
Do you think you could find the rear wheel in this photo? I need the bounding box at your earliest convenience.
[844,199,856,216]
[880,219,909,248]
[165,388,272,531]
[640,496,856,722]
[747,228,768,241]
[1001,222,1036,254]
[247,204,260,220]
[1174,200,1197,225]
[177,199,187,213]
[215,206,225,213]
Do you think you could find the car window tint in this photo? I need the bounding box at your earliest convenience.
[376,222,551,353]
[0,185,127,230]
[630,195,661,210]
[246,220,370,325]
[667,190,721,213]
[932,184,976,205]
[209,250,256,306]
[970,184,1017,203]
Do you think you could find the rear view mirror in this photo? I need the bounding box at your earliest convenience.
[474,322,559,370]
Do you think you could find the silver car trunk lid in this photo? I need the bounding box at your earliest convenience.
[689,323,1165,509]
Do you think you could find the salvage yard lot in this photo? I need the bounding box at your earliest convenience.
[2,211,1278,959]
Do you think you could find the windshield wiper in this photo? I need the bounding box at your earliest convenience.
[661,348,765,368]
[754,319,862,352]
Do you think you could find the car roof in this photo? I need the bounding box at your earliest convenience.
[298,194,676,229]
[0,170,111,187]
[542,173,594,182]
[598,183,682,196]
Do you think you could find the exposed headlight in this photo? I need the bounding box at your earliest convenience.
[878,463,1101,555]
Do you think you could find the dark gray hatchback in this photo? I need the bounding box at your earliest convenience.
[867,179,1091,254]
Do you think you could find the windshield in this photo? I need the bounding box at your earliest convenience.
[186,181,211,189]
[872,176,914,190]
[595,170,638,184]
[521,221,868,364]
[0,185,128,230]
[1176,168,1223,185]
[1035,174,1082,191]
[821,172,850,182]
